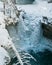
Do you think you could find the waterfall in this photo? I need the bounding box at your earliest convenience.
[0,1,52,65]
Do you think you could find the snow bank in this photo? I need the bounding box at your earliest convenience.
[0,47,10,65]
[0,1,3,12]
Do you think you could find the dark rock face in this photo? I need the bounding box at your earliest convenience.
[42,23,52,39]
[41,16,52,39]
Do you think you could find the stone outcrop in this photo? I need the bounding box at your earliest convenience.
[42,16,52,39]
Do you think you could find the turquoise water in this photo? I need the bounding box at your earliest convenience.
[16,0,35,4]
[6,10,52,65]
[28,49,52,65]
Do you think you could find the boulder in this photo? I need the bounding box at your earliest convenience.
[41,16,52,39]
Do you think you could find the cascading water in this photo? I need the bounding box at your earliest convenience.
[6,4,52,65]
[0,0,52,65]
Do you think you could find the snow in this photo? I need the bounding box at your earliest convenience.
[0,47,10,65]
[0,1,3,12]
[0,12,10,65]
[17,3,52,17]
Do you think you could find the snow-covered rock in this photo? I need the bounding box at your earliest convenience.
[0,47,10,65]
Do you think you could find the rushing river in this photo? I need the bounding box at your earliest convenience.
[6,4,52,65]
